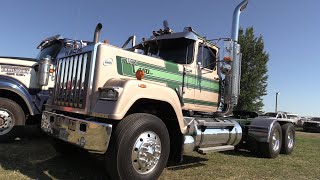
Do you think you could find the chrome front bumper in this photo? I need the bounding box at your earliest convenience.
[41,111,112,154]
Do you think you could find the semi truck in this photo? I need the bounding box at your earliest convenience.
[41,0,296,179]
[0,35,64,142]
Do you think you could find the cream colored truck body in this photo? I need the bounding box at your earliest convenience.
[44,38,220,135]
[91,42,220,134]
[41,1,296,179]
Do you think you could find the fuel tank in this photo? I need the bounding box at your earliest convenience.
[183,117,242,153]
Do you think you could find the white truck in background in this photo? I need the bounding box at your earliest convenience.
[0,35,64,141]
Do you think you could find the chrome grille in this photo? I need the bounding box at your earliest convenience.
[53,52,91,109]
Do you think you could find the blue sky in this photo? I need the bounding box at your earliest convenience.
[0,0,318,116]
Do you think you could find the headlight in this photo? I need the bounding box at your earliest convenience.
[98,87,123,101]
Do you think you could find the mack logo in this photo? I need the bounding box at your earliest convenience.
[65,48,82,56]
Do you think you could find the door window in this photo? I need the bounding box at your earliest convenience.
[197,44,216,70]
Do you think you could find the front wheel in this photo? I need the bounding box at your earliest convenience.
[281,123,295,155]
[106,113,170,180]
[0,98,25,142]
[260,122,282,158]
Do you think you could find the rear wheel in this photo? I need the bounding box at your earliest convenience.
[0,98,25,142]
[260,122,282,158]
[106,113,170,180]
[281,123,295,154]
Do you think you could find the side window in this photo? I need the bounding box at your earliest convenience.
[197,44,216,70]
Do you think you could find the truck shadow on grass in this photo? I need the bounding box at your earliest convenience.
[0,127,259,179]
[0,127,109,180]
[219,149,258,158]
[166,155,209,171]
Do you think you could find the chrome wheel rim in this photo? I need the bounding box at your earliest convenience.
[272,129,280,151]
[0,109,14,135]
[287,130,294,149]
[131,131,161,174]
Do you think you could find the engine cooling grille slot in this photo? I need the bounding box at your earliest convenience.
[53,52,92,109]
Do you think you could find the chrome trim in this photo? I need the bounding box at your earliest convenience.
[271,128,280,151]
[67,56,74,105]
[71,55,78,104]
[79,53,88,107]
[0,76,35,115]
[53,50,92,111]
[63,57,70,104]
[51,44,98,114]
[247,117,277,143]
[54,60,62,104]
[183,118,242,151]
[75,54,83,106]
[231,0,249,41]
[45,104,88,115]
[41,111,112,154]
[86,43,102,113]
[131,131,161,174]
[183,135,195,153]
[59,58,66,104]
[0,108,14,135]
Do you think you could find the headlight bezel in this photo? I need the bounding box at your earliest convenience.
[98,86,123,101]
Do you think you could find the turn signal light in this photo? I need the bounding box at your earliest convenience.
[136,70,145,80]
[138,84,147,88]
[223,57,232,61]
[49,69,55,73]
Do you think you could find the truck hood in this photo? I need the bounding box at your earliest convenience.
[0,56,37,67]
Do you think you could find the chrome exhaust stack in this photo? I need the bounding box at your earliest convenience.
[221,0,249,115]
[93,23,103,44]
[231,0,249,41]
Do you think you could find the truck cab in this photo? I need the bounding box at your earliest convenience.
[130,27,221,113]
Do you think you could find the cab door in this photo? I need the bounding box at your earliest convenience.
[194,43,220,112]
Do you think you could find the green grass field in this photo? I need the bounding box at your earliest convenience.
[0,128,319,180]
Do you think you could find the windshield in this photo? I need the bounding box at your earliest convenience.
[311,117,320,122]
[36,41,63,61]
[141,38,194,64]
[264,113,277,117]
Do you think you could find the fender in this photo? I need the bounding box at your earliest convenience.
[246,117,277,143]
[0,75,36,115]
[91,78,187,134]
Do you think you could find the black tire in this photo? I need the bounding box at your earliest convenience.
[0,98,25,142]
[281,123,295,155]
[260,122,282,158]
[106,113,170,180]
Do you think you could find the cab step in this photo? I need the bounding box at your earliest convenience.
[197,145,234,154]
[197,120,235,128]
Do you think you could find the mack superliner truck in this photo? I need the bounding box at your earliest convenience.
[41,1,295,179]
